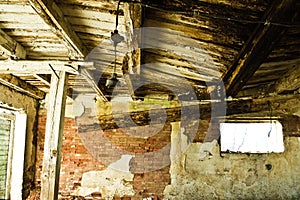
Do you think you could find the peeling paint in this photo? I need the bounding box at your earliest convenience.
[72,155,135,199]
[164,138,300,199]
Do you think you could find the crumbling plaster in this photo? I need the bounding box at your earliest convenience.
[0,84,39,199]
[164,134,300,199]
[72,155,135,199]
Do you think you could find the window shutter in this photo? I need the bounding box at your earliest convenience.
[0,118,11,199]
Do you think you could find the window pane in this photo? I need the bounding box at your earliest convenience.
[220,121,284,153]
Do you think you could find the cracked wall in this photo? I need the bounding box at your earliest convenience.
[164,122,300,199]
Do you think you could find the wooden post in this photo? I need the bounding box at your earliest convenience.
[40,71,68,200]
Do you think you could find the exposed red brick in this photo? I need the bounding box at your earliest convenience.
[35,114,172,199]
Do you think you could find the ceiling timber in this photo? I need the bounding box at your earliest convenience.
[0,0,298,106]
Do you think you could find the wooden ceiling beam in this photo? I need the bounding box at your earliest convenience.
[28,0,88,59]
[223,0,298,97]
[0,60,91,74]
[76,93,299,130]
[29,0,110,100]
[0,29,26,59]
[0,74,45,99]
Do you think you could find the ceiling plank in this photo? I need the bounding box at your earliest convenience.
[0,74,45,99]
[275,64,300,93]
[28,0,88,59]
[0,28,26,59]
[223,0,298,97]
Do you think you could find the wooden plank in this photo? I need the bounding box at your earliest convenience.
[0,29,26,59]
[223,0,298,97]
[0,60,88,74]
[275,64,300,93]
[28,0,88,59]
[40,71,68,200]
[0,74,45,99]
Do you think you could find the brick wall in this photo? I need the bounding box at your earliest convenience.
[35,115,171,199]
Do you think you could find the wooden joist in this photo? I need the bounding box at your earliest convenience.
[223,0,298,97]
[0,29,26,59]
[28,0,88,59]
[0,74,45,99]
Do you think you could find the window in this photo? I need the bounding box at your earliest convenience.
[0,107,27,200]
[220,120,284,153]
[0,114,14,199]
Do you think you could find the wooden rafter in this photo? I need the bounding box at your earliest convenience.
[80,68,108,102]
[0,29,26,59]
[28,0,88,59]
[223,0,298,97]
[0,74,45,99]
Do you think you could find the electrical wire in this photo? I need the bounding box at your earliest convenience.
[267,101,272,137]
[114,45,117,74]
[49,64,59,79]
[115,0,300,28]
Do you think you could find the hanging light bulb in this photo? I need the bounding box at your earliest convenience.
[105,44,119,89]
[105,0,124,89]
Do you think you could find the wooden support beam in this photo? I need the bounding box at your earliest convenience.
[275,64,300,93]
[76,93,299,130]
[0,29,26,59]
[80,68,108,102]
[28,0,88,59]
[122,3,142,100]
[124,74,137,100]
[0,60,88,74]
[0,74,45,99]
[223,0,298,97]
[40,71,68,200]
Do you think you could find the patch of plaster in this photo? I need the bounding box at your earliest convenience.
[164,138,300,199]
[72,155,135,199]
